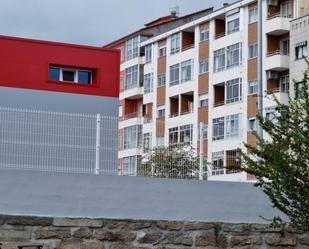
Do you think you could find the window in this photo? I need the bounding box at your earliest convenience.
[225,114,241,138]
[120,47,124,61]
[157,74,166,87]
[123,156,138,176]
[248,117,257,131]
[143,133,152,152]
[181,59,193,82]
[119,106,123,117]
[227,43,242,68]
[280,75,289,93]
[157,108,165,117]
[159,46,166,57]
[281,39,290,55]
[199,59,209,74]
[169,127,179,145]
[126,36,139,61]
[125,65,139,90]
[214,48,225,72]
[198,124,208,140]
[179,124,193,145]
[249,7,258,24]
[199,98,209,108]
[49,66,92,84]
[49,67,60,81]
[281,0,292,18]
[248,80,258,95]
[295,41,307,59]
[78,70,92,84]
[212,151,224,175]
[124,125,142,149]
[249,43,258,59]
[213,117,225,141]
[200,27,209,42]
[170,33,180,55]
[227,18,240,35]
[265,107,276,121]
[156,136,164,146]
[199,94,209,107]
[226,78,242,104]
[169,64,180,86]
[296,81,305,99]
[144,73,153,94]
[120,76,124,91]
[145,44,152,64]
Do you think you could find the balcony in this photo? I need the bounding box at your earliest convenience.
[119,112,143,129]
[264,50,289,71]
[265,13,291,35]
[119,85,143,100]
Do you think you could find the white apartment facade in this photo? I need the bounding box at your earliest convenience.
[105,0,309,181]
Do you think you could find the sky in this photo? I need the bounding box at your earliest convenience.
[0,0,235,47]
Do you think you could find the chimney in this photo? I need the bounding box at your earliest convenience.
[170,10,177,17]
[170,5,179,18]
[223,3,229,7]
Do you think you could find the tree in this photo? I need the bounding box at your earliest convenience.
[241,63,309,231]
[139,144,199,179]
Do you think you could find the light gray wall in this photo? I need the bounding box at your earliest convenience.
[0,86,119,116]
[0,169,287,223]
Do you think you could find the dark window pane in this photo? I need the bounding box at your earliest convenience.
[63,70,75,82]
[78,70,92,84]
[49,67,60,81]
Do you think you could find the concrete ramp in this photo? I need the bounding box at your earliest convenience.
[0,169,286,223]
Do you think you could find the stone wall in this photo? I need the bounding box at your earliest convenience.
[0,215,308,249]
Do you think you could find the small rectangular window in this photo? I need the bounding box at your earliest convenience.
[227,18,240,35]
[248,43,258,59]
[157,108,165,117]
[199,99,209,107]
[49,67,60,81]
[159,46,166,57]
[200,27,209,42]
[199,59,209,74]
[249,7,258,24]
[248,117,257,131]
[157,74,166,87]
[78,70,92,84]
[62,69,75,82]
[170,33,180,55]
[295,41,307,60]
[169,64,180,86]
[248,80,258,95]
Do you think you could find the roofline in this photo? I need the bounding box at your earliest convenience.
[103,7,214,48]
[140,0,257,47]
[0,35,119,54]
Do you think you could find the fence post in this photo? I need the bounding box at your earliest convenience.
[95,114,101,175]
[199,122,204,180]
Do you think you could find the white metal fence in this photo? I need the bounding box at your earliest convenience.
[0,107,118,174]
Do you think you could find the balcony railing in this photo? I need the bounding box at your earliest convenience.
[143,116,153,124]
[169,112,179,118]
[213,101,225,107]
[267,12,293,20]
[119,112,142,121]
[266,50,289,57]
[182,44,195,52]
[180,110,194,116]
[215,32,226,39]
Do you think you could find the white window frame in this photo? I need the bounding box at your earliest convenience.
[227,43,242,69]
[157,74,166,87]
[200,27,209,42]
[170,33,180,55]
[280,75,289,93]
[212,151,224,175]
[212,117,225,141]
[49,66,92,84]
[126,36,139,61]
[125,65,139,90]
[199,59,209,74]
[214,48,226,72]
[145,44,152,64]
[157,106,165,118]
[144,73,153,94]
[249,7,258,24]
[179,124,193,145]
[143,133,152,153]
[248,117,257,131]
[158,45,166,57]
[248,43,258,59]
[181,59,193,82]
[225,78,242,104]
[169,63,180,86]
[295,41,308,60]
[225,114,241,138]
[199,94,209,108]
[248,80,258,95]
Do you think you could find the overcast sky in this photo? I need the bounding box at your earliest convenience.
[0,0,235,47]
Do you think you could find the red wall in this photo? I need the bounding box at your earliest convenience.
[0,35,120,97]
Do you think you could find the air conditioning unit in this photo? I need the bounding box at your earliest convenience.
[267,71,279,80]
[267,0,278,6]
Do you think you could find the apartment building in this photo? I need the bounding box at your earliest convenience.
[290,13,309,97]
[105,0,309,181]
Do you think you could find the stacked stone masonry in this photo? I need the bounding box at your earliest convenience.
[0,215,308,249]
